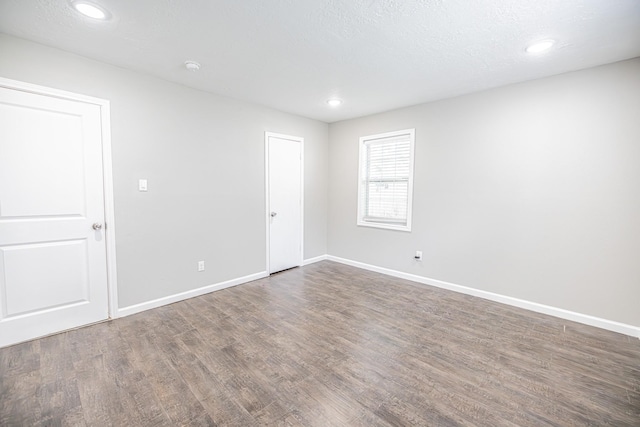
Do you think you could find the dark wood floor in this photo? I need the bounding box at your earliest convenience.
[1,261,639,426]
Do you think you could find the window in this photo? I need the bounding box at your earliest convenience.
[357,129,415,231]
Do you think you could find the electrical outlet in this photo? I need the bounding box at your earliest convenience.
[197,261,205,271]
[414,251,423,261]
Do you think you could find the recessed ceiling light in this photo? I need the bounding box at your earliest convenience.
[327,99,342,107]
[184,61,201,71]
[525,39,556,54]
[71,1,109,20]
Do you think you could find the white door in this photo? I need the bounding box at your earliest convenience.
[0,83,109,347]
[266,133,303,274]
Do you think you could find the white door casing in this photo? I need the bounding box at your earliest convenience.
[265,132,303,274]
[0,78,117,348]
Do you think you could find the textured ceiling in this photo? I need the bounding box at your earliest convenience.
[1,0,639,122]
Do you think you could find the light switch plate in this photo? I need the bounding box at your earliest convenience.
[139,179,148,192]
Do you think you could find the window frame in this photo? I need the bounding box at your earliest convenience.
[356,128,415,232]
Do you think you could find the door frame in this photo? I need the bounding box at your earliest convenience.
[265,131,304,274]
[0,77,119,319]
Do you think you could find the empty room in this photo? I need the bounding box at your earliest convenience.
[0,0,639,425]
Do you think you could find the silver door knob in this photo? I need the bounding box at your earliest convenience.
[92,223,103,230]
[270,212,277,217]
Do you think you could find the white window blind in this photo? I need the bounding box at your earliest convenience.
[357,129,415,231]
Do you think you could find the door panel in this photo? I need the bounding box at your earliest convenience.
[0,103,86,217]
[267,134,302,274]
[0,85,109,347]
[1,240,89,317]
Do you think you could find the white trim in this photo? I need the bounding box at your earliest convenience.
[0,77,109,106]
[265,134,270,274]
[265,132,304,274]
[357,128,415,232]
[117,271,268,318]
[100,101,119,319]
[0,77,119,320]
[303,254,328,265]
[327,255,640,338]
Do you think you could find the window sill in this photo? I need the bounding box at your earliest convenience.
[357,220,412,232]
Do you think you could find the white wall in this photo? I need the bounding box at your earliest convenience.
[0,34,328,309]
[328,58,640,327]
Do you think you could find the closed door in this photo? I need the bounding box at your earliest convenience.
[0,83,109,347]
[266,133,303,274]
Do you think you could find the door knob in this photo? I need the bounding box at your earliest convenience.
[92,223,103,230]
[270,212,277,217]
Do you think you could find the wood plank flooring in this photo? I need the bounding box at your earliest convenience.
[1,260,639,426]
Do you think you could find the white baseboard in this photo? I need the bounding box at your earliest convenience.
[303,254,328,265]
[116,256,327,318]
[113,254,638,338]
[327,255,640,338]
[116,271,268,318]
